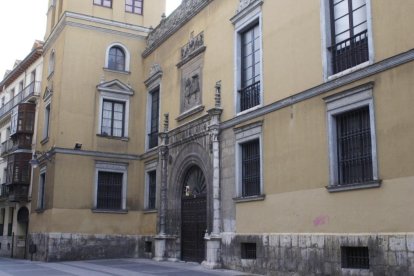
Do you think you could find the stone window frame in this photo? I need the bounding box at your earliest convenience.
[144,65,162,151]
[104,43,131,73]
[93,161,128,213]
[324,83,380,192]
[231,0,264,116]
[36,166,47,211]
[144,161,157,211]
[93,0,112,8]
[97,90,131,140]
[320,0,375,81]
[234,121,265,202]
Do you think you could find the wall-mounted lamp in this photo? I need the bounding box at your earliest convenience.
[74,143,82,150]
[29,151,53,168]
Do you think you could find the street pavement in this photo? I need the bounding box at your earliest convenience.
[0,258,254,276]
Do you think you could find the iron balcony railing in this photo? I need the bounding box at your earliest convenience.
[0,81,41,120]
[330,30,369,74]
[0,139,14,156]
[239,81,261,112]
[0,183,9,199]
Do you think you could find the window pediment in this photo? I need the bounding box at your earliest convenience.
[97,79,134,96]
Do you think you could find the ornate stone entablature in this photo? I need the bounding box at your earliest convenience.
[231,0,264,24]
[142,0,212,58]
[237,0,258,13]
[144,63,163,88]
[181,32,204,60]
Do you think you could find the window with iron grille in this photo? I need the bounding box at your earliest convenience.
[101,100,125,137]
[336,106,373,185]
[93,0,112,8]
[328,0,369,74]
[148,88,159,149]
[239,23,261,112]
[97,171,123,210]
[147,170,156,210]
[241,139,261,197]
[108,46,126,71]
[341,246,369,269]
[0,208,4,237]
[241,243,257,259]
[125,0,143,14]
[37,171,46,210]
[7,207,13,236]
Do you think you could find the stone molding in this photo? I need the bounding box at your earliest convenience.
[143,0,212,57]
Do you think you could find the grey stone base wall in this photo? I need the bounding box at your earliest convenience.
[28,233,155,262]
[0,236,13,258]
[221,233,414,275]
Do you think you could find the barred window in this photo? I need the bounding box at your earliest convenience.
[125,0,143,15]
[239,23,261,112]
[336,106,373,185]
[341,246,370,269]
[101,100,125,137]
[147,170,156,210]
[97,171,123,210]
[94,0,112,8]
[241,139,261,197]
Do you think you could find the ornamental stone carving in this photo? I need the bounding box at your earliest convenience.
[181,32,204,60]
[236,0,264,13]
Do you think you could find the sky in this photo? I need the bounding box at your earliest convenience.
[0,0,182,78]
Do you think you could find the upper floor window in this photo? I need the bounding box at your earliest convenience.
[108,47,126,71]
[48,51,55,77]
[231,0,263,114]
[324,0,371,76]
[105,44,130,72]
[101,100,125,137]
[147,87,159,149]
[125,0,143,15]
[94,0,112,8]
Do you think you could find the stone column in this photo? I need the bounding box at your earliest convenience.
[154,114,169,262]
[203,81,223,269]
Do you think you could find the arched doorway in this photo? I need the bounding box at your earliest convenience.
[181,165,207,263]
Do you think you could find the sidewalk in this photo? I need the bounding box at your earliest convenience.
[0,257,255,276]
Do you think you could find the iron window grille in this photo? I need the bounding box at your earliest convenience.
[147,170,156,210]
[93,0,112,8]
[101,100,125,137]
[336,106,373,185]
[239,23,261,112]
[241,243,257,259]
[108,46,126,71]
[125,0,143,14]
[148,88,159,149]
[329,0,369,74]
[38,173,46,210]
[241,139,261,197]
[97,171,123,210]
[341,246,369,269]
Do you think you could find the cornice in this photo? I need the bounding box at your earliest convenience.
[142,0,213,58]
[44,11,150,52]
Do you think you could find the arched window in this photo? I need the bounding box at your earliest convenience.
[108,46,126,71]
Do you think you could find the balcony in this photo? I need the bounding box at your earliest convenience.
[330,30,369,75]
[7,184,29,202]
[0,81,40,120]
[0,183,9,200]
[0,139,14,157]
[239,81,261,112]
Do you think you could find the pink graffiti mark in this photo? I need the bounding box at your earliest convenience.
[313,215,330,227]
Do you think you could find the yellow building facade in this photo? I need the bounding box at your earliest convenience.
[21,0,414,274]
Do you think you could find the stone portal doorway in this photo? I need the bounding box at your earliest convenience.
[181,165,207,263]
